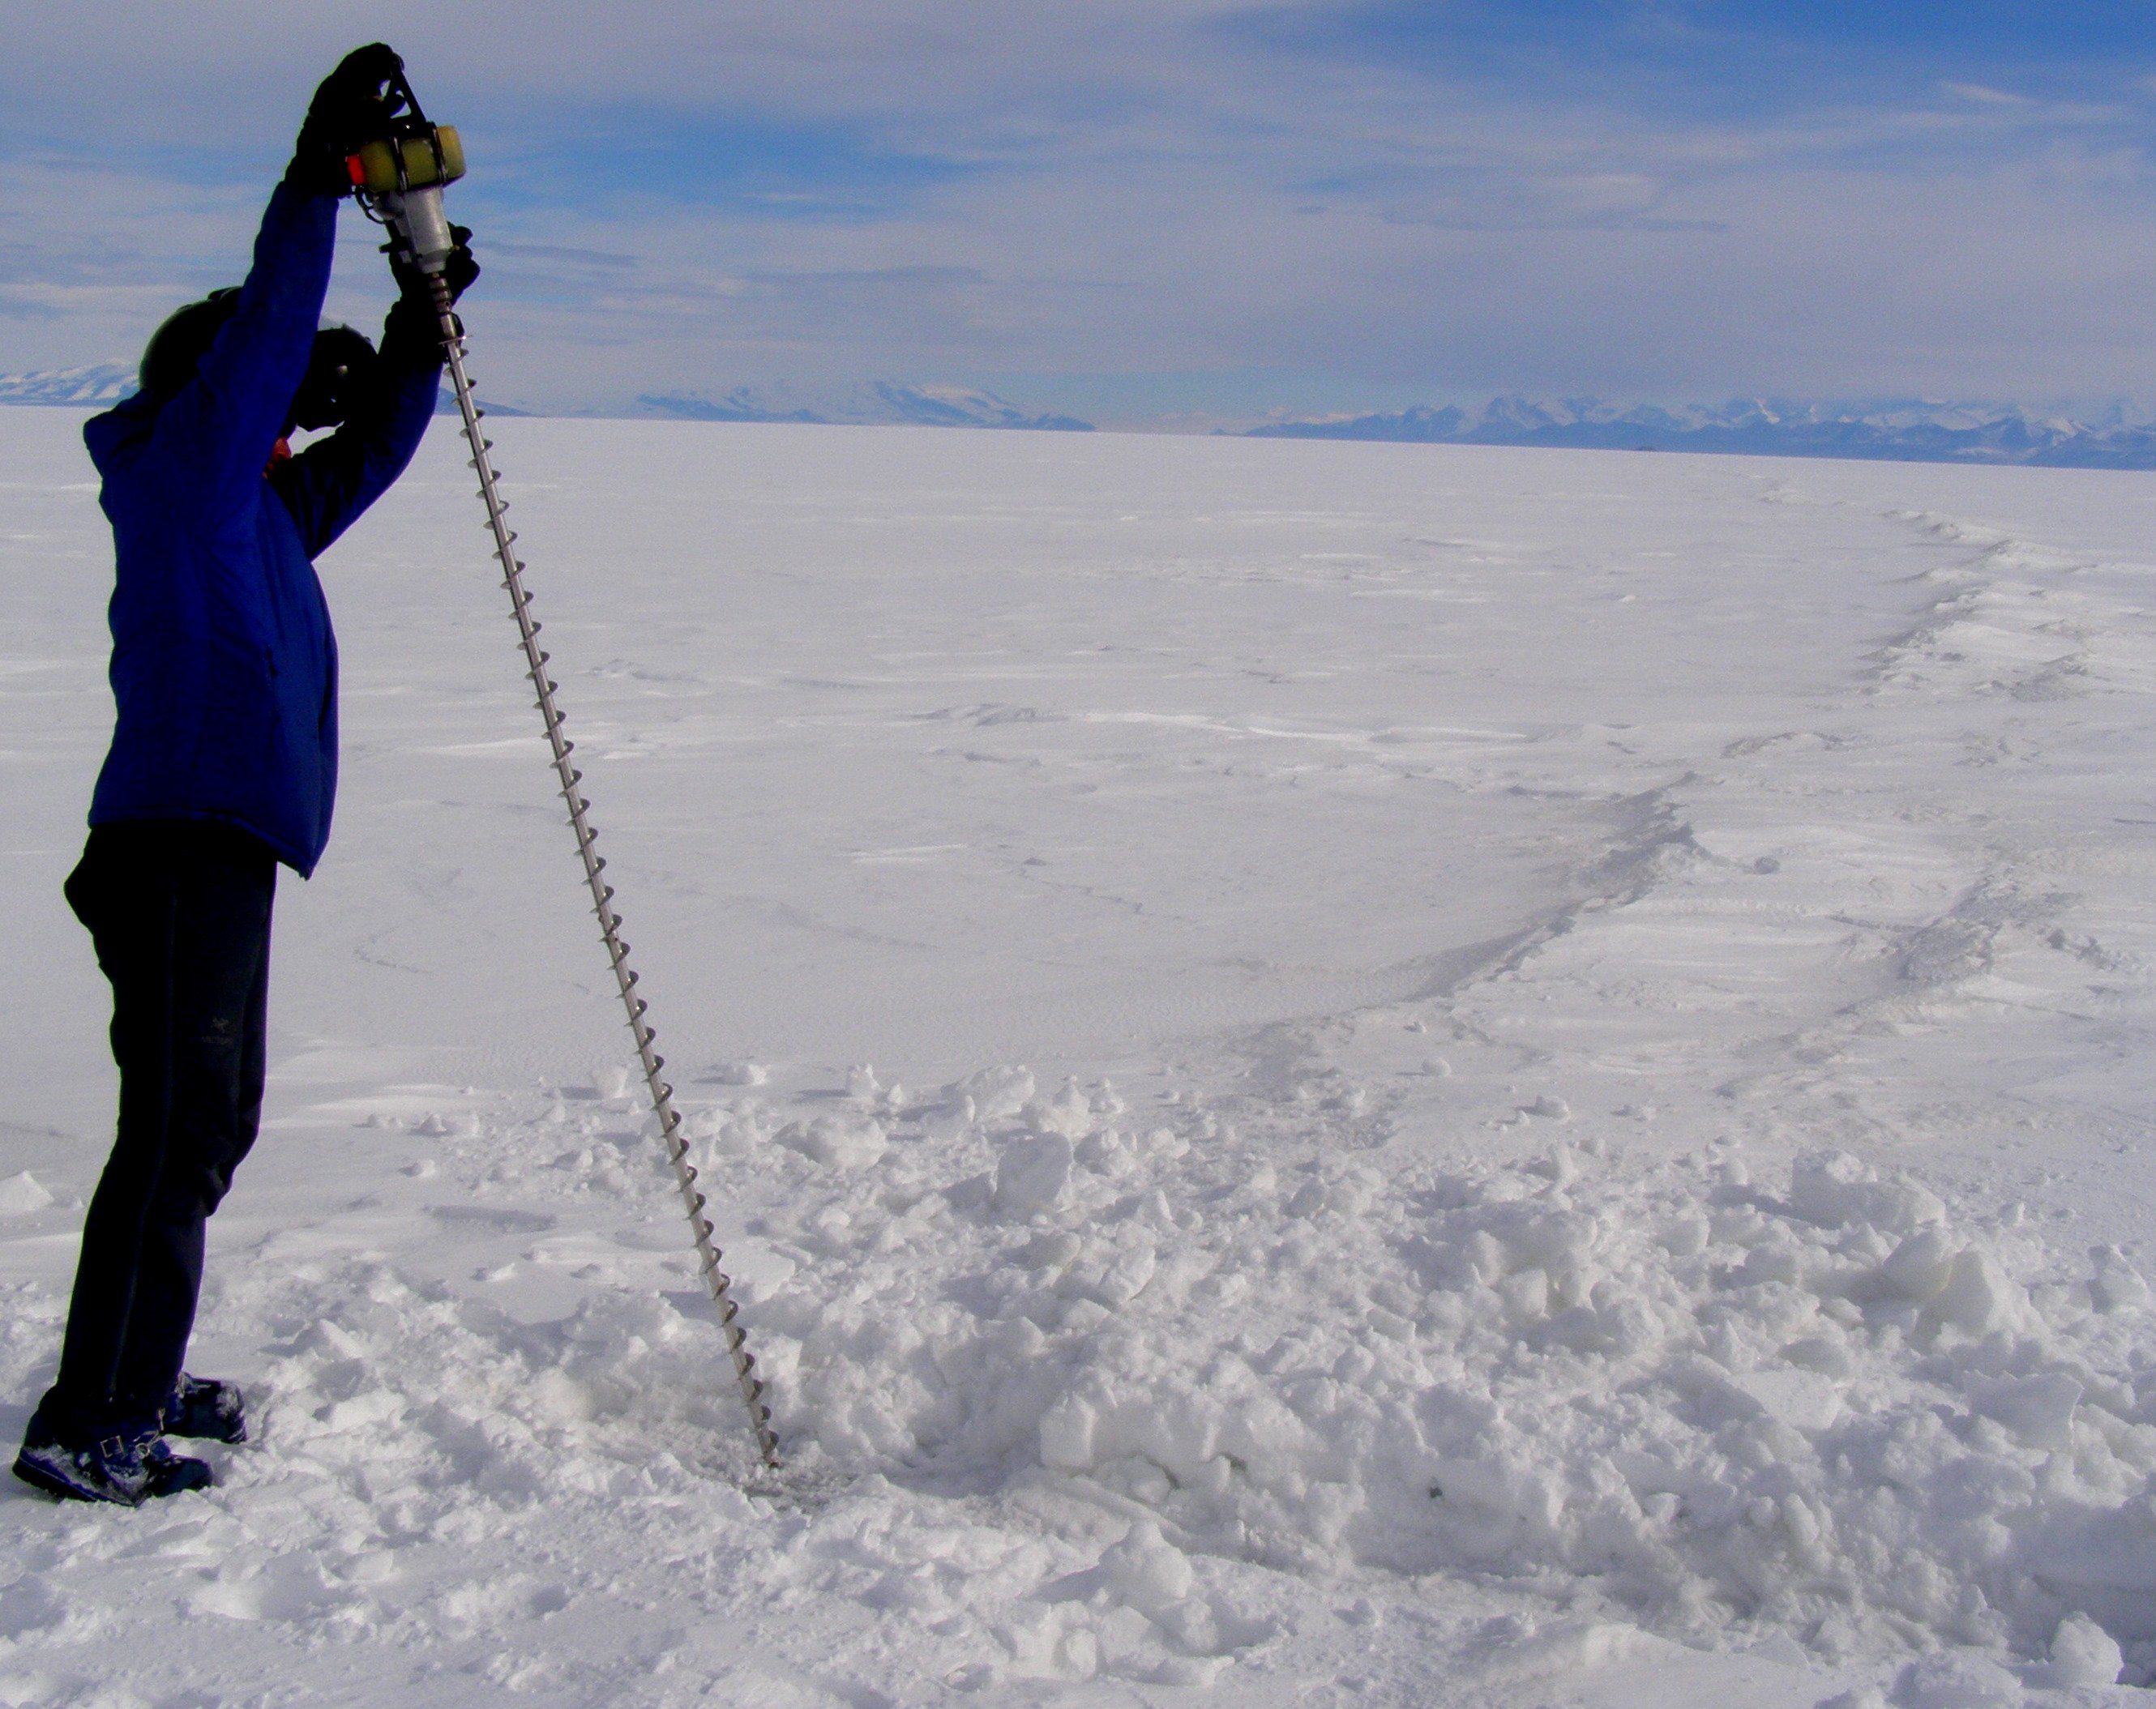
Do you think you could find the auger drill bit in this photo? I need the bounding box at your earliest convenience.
[431,283,781,1472]
[350,58,781,1472]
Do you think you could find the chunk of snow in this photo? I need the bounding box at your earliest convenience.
[1880,1228,1961,1303]
[1727,1367,1843,1432]
[1063,1240,1157,1308]
[1790,1149,1945,1233]
[1025,1078,1096,1139]
[995,1134,1074,1215]
[1020,1230,1080,1271]
[957,1066,1035,1122]
[0,1171,53,1216]
[2047,1613,2124,1687]
[1891,1650,2024,1707]
[1098,1521,1194,1619]
[2090,1245,2150,1314]
[721,1238,798,1307]
[777,1112,888,1169]
[1285,1180,1328,1217]
[1968,1372,2081,1451]
[1038,1395,1098,1469]
[1923,1249,2032,1338]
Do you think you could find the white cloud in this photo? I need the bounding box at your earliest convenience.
[1942,82,2034,106]
[4,3,2155,415]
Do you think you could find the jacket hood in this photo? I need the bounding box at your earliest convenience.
[83,389,163,476]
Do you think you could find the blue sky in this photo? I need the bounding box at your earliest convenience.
[6,2,2156,424]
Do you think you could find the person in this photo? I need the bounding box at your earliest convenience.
[11,45,480,1506]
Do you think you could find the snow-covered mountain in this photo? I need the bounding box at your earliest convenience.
[0,362,137,406]
[1247,394,2156,468]
[18,365,2137,469]
[430,391,530,418]
[640,381,1093,432]
[0,363,527,422]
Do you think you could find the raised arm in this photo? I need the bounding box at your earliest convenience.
[271,224,476,557]
[271,301,446,558]
[146,46,409,517]
[148,186,336,515]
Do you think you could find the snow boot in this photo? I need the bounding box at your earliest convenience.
[12,1414,212,1506]
[165,1375,246,1444]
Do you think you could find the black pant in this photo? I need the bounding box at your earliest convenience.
[41,822,276,1441]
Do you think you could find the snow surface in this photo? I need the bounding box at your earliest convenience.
[5,410,2156,1706]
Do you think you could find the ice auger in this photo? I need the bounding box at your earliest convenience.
[349,58,781,1472]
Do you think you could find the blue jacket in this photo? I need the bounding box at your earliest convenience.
[83,181,442,877]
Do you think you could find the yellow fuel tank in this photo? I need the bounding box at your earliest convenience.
[348,126,465,194]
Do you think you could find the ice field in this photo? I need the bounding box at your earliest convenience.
[6,409,2156,1706]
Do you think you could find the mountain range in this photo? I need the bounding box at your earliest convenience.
[0,363,139,407]
[0,369,1091,434]
[637,382,1093,433]
[1243,395,2156,469]
[0,362,525,424]
[9,365,2156,468]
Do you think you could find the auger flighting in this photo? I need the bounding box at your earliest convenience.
[349,64,781,1473]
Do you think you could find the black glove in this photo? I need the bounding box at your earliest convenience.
[387,224,479,306]
[288,43,407,195]
[383,227,478,361]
